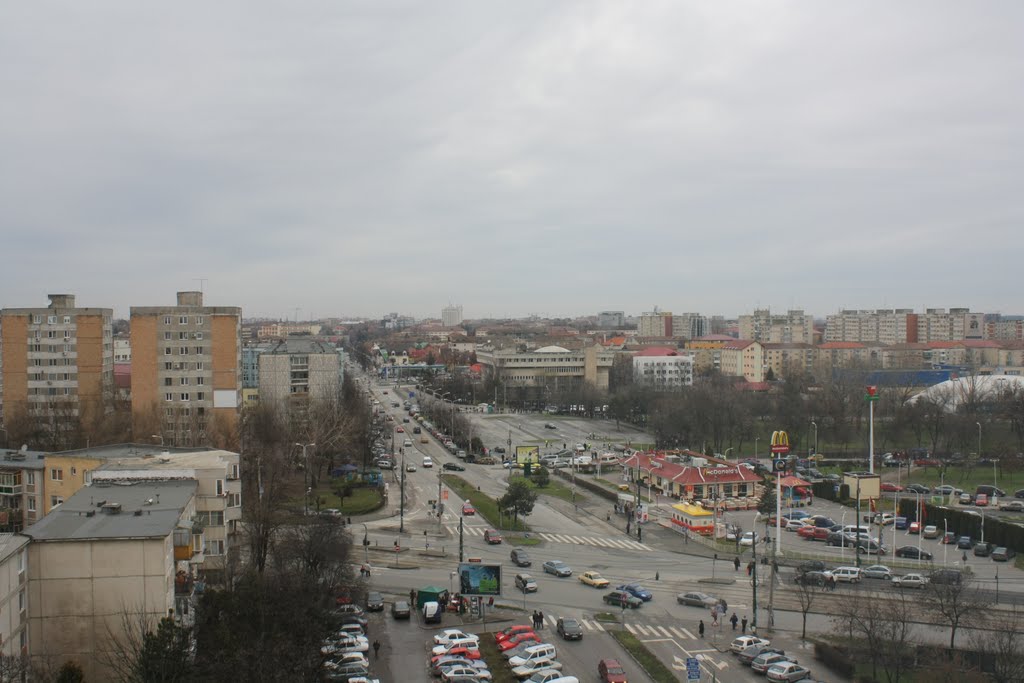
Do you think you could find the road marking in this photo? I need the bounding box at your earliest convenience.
[656,626,673,638]
[624,624,637,635]
[546,615,558,627]
[589,537,614,547]
[633,624,650,636]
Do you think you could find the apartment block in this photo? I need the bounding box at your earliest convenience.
[738,309,813,344]
[719,340,764,383]
[23,479,199,680]
[987,317,1024,341]
[0,448,47,530]
[259,338,340,405]
[0,294,113,429]
[597,311,625,328]
[762,343,816,379]
[0,534,29,663]
[632,348,694,390]
[824,309,914,345]
[130,292,241,447]
[441,305,464,328]
[638,310,673,338]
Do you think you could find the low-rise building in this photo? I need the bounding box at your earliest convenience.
[632,348,694,390]
[477,344,615,391]
[622,451,761,506]
[0,448,47,530]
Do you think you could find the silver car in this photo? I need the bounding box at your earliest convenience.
[862,565,893,580]
[676,591,718,608]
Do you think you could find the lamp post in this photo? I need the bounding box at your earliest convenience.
[755,437,760,462]
[810,421,817,457]
[361,523,369,564]
[296,442,316,516]
[151,434,164,446]
[400,450,406,533]
[976,422,982,460]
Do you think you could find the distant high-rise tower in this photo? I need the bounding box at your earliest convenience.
[442,305,463,328]
[1,294,113,437]
[130,292,241,447]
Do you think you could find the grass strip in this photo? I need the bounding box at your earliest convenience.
[609,629,680,683]
[511,473,577,503]
[594,612,620,623]
[442,474,531,532]
[478,637,519,683]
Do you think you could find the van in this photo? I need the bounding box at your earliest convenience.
[508,643,557,667]
[832,567,862,583]
[976,485,1005,498]
[597,453,619,465]
[842,525,870,536]
[422,601,442,624]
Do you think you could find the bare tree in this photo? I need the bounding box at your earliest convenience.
[794,578,819,640]
[928,572,988,650]
[971,607,1024,683]
[832,589,916,683]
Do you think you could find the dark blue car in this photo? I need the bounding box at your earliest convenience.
[894,516,908,530]
[616,583,653,601]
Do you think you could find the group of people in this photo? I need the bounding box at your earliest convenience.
[700,613,749,637]
[531,610,546,630]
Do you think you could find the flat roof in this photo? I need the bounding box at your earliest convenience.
[46,443,218,460]
[95,450,236,473]
[0,449,47,470]
[23,480,196,542]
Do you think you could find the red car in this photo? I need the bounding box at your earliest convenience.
[942,532,957,544]
[880,482,904,493]
[495,624,534,642]
[599,658,628,683]
[976,494,989,507]
[497,631,539,651]
[396,426,404,433]
[908,521,921,534]
[430,647,482,664]
[462,502,476,516]
[797,526,818,540]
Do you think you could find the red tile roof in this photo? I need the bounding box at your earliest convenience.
[622,452,760,486]
[634,346,681,357]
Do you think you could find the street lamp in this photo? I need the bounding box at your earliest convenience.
[151,434,164,446]
[976,422,982,460]
[754,437,759,461]
[296,442,316,516]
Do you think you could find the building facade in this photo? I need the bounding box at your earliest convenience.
[738,309,814,344]
[719,340,765,383]
[632,348,694,390]
[258,338,340,405]
[597,311,625,328]
[476,345,615,391]
[130,292,241,447]
[0,449,46,531]
[0,534,29,665]
[441,305,463,328]
[0,294,113,430]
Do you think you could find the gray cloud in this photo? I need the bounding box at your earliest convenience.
[1,1,1021,320]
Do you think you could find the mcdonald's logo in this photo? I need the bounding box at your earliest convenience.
[770,430,790,455]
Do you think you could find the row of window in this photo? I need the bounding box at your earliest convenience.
[164,392,208,402]
[163,315,204,326]
[28,344,75,354]
[164,407,207,418]
[29,373,78,382]
[164,331,203,341]
[31,315,73,324]
[164,376,207,386]
[165,346,207,356]
[31,330,74,340]
[27,387,76,397]
[163,361,205,371]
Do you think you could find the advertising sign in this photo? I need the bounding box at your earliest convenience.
[515,446,540,465]
[457,563,502,596]
[770,430,790,455]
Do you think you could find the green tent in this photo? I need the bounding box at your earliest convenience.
[416,585,446,609]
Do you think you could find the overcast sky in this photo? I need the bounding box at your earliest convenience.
[2,2,1021,321]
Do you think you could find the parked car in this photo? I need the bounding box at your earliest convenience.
[795,570,833,587]
[941,531,957,544]
[956,536,974,549]
[511,548,532,567]
[603,590,642,609]
[766,662,812,682]
[999,500,1024,512]
[737,645,783,666]
[905,484,931,494]
[908,522,921,534]
[974,542,995,557]
[498,632,541,652]
[556,617,584,640]
[930,569,964,585]
[544,423,557,430]
[434,630,481,646]
[922,525,940,539]
[831,567,862,583]
[862,565,893,580]
[992,547,1017,562]
[510,660,562,679]
[731,636,771,654]
[461,502,475,515]
[960,493,974,505]
[579,571,610,588]
[616,583,653,601]
[894,516,909,530]
[495,625,535,643]
[892,573,929,589]
[797,560,826,574]
[975,494,990,507]
[445,463,466,472]
[880,483,904,493]
[895,546,933,560]
[542,560,572,577]
[365,591,384,612]
[677,591,719,608]
[739,531,758,547]
[751,652,793,674]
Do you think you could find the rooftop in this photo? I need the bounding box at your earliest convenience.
[93,449,237,475]
[23,479,197,542]
[46,443,217,460]
[0,448,47,470]
[265,338,336,355]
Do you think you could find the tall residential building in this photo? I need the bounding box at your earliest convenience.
[0,534,30,663]
[597,311,625,328]
[441,305,463,328]
[670,313,708,340]
[130,292,241,447]
[638,310,673,337]
[0,294,113,431]
[987,316,1024,341]
[825,308,986,344]
[632,348,694,390]
[258,338,340,405]
[738,309,813,344]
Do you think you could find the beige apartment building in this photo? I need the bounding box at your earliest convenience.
[738,309,814,344]
[719,340,764,383]
[0,534,30,663]
[39,444,240,577]
[761,343,816,379]
[0,294,113,432]
[258,338,340,405]
[23,479,199,680]
[0,448,47,530]
[131,292,241,447]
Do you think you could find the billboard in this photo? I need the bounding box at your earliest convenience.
[515,446,540,465]
[458,563,502,596]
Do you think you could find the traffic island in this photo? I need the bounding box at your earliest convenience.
[609,629,681,683]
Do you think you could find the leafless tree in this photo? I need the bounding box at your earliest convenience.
[970,606,1024,683]
[794,579,819,640]
[928,574,988,650]
[832,589,916,683]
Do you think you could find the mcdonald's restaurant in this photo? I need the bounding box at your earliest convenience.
[622,451,763,510]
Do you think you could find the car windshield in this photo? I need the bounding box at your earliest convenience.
[606,667,625,674]
[563,619,579,628]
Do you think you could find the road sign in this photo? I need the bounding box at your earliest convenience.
[772,458,787,472]
[865,385,879,402]
[442,490,448,500]
[686,657,701,681]
[770,430,790,455]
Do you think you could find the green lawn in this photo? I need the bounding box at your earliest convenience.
[510,472,577,503]
[303,485,384,515]
[478,638,518,683]
[609,629,680,683]
[442,474,531,532]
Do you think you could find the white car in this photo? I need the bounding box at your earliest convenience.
[323,652,369,670]
[512,659,562,679]
[731,635,770,653]
[739,531,758,547]
[784,520,808,532]
[433,629,480,646]
[524,673,578,683]
[440,666,492,681]
[766,661,812,682]
[423,456,434,468]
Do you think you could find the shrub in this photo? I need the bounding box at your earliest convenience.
[815,641,855,678]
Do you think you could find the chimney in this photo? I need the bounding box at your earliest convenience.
[176,291,203,307]
[48,294,76,309]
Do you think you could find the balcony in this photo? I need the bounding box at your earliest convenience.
[174,544,194,561]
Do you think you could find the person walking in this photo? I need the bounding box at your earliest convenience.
[730,612,738,631]
[741,616,748,633]
[698,620,705,638]
[734,556,740,572]
[373,639,381,658]
[538,610,545,629]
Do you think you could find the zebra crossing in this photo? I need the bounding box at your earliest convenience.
[622,622,695,640]
[448,526,650,551]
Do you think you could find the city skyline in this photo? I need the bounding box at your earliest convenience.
[2,3,1022,319]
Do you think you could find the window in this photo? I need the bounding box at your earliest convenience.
[17,549,25,574]
[196,376,205,385]
[180,377,189,386]
[164,378,173,386]
[179,347,188,356]
[179,331,189,340]
[196,316,204,325]
[50,468,63,482]
[164,362,173,370]
[165,393,174,402]
[84,471,92,485]
[32,314,41,324]
[165,347,172,356]
[196,332,203,340]
[229,463,239,480]
[228,492,241,507]
[196,362,205,371]
[164,332,172,340]
[164,316,172,325]
[180,393,189,401]
[26,472,35,486]
[196,393,205,401]
[18,589,25,613]
[70,467,77,476]
[207,511,225,526]
[27,497,36,512]
[19,631,26,651]
[205,540,225,556]
[50,496,63,508]
[215,479,224,495]
[194,346,203,355]
[47,315,56,324]
[179,316,188,325]
[47,330,57,339]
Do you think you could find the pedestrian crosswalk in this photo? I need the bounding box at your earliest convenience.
[542,614,606,632]
[446,525,650,551]
[622,623,695,640]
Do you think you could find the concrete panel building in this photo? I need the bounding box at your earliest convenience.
[0,534,30,663]
[130,292,241,447]
[0,294,113,433]
[476,345,615,391]
[258,338,340,405]
[739,309,814,344]
[632,348,694,390]
[441,305,463,328]
[0,448,47,530]
[23,479,199,681]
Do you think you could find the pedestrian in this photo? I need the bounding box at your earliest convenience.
[747,560,754,577]
[637,527,642,542]
[373,639,381,658]
[698,620,705,638]
[829,575,837,592]
[734,556,740,572]
[409,588,416,605]
[962,551,968,563]
[741,616,748,633]
[538,611,545,629]
[730,613,738,631]
[532,611,539,628]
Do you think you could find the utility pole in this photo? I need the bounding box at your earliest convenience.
[751,526,759,633]
[437,468,443,530]
[459,517,464,562]
[400,451,406,533]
